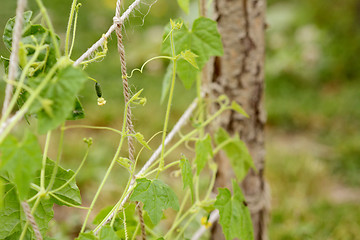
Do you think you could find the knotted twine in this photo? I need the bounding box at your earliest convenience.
[21,201,42,240]
[114,1,146,239]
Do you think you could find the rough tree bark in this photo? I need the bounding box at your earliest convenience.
[208,0,269,240]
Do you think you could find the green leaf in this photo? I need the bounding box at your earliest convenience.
[99,226,121,240]
[76,232,98,240]
[180,155,194,200]
[67,97,85,120]
[215,128,254,182]
[0,178,54,239]
[130,178,179,225]
[36,65,87,133]
[161,62,173,103]
[195,134,213,175]
[215,180,254,240]
[35,158,81,206]
[177,59,198,89]
[162,17,223,88]
[3,11,32,50]
[231,101,249,118]
[4,12,60,75]
[181,50,199,69]
[177,0,189,14]
[134,132,151,150]
[0,132,42,200]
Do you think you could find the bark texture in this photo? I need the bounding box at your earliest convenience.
[209,0,269,240]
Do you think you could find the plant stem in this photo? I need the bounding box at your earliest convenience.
[63,125,124,136]
[69,3,80,57]
[65,0,77,57]
[50,144,90,194]
[40,131,51,190]
[165,205,197,239]
[46,123,65,191]
[80,101,130,233]
[35,0,61,59]
[157,30,177,177]
[174,213,198,240]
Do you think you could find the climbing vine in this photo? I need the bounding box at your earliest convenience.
[0,0,255,239]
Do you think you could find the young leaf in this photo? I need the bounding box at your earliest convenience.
[215,180,254,240]
[181,50,199,69]
[76,232,98,240]
[215,128,254,182]
[162,17,223,88]
[99,226,121,240]
[36,65,88,134]
[231,101,249,118]
[0,132,42,200]
[177,0,189,14]
[195,134,213,175]
[134,132,151,150]
[180,155,194,199]
[130,178,179,225]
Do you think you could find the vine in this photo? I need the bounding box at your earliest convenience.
[0,0,255,240]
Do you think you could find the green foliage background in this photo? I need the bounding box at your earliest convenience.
[1,0,359,239]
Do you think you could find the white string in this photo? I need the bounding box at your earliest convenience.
[2,0,27,116]
[94,97,199,233]
[73,0,141,66]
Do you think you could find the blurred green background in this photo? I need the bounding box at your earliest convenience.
[1,0,359,239]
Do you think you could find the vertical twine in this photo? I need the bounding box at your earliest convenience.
[21,201,43,240]
[114,1,146,239]
[2,0,27,116]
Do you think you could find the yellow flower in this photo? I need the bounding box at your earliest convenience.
[97,97,106,106]
[201,216,212,229]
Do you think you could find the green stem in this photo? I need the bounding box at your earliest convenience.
[40,131,52,189]
[63,125,124,136]
[69,3,81,57]
[141,107,228,177]
[142,160,180,178]
[46,123,65,191]
[174,213,198,240]
[93,183,136,233]
[49,192,89,209]
[173,190,190,224]
[204,166,217,200]
[213,138,234,154]
[50,144,90,194]
[65,0,77,57]
[81,101,130,233]
[127,56,174,79]
[35,0,61,59]
[157,30,177,178]
[131,223,140,240]
[165,205,197,239]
